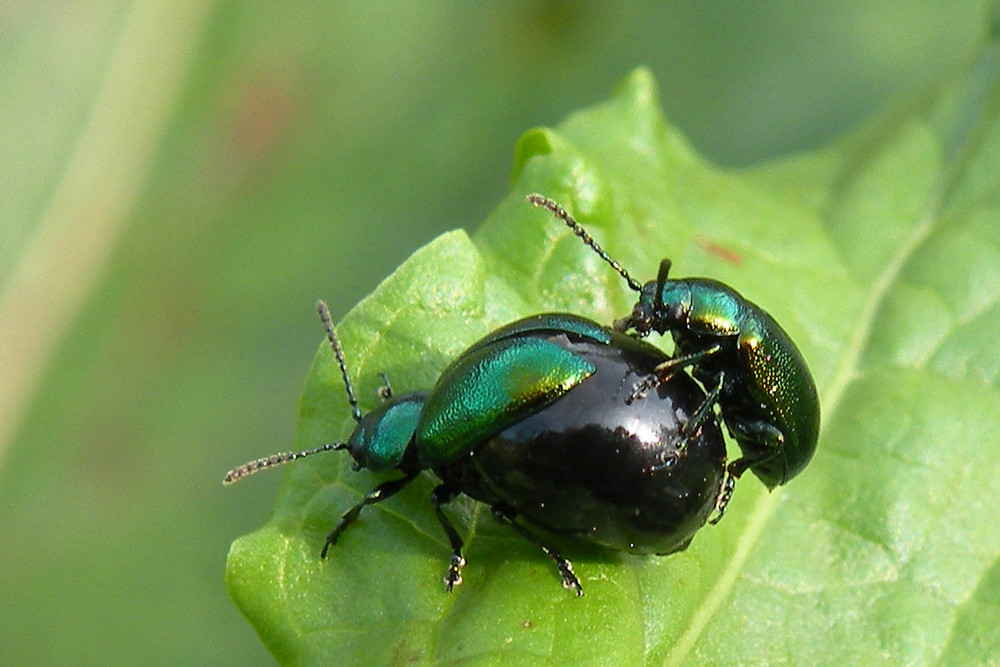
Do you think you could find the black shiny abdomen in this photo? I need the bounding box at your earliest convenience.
[437,330,726,556]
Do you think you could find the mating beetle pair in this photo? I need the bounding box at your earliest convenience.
[225,195,819,595]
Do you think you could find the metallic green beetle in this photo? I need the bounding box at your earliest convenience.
[226,302,726,594]
[528,194,820,511]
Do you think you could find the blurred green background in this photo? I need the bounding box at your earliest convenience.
[0,2,987,664]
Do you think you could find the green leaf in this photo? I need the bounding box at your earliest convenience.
[227,39,1000,666]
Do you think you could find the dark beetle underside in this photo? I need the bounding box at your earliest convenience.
[436,330,727,556]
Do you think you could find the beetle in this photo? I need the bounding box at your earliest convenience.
[527,193,820,516]
[225,301,726,595]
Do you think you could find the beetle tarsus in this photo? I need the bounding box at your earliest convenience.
[431,484,469,592]
[709,473,737,524]
[491,504,584,596]
[444,553,466,591]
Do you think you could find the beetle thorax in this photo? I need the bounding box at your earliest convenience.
[346,392,427,472]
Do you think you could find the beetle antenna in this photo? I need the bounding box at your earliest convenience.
[223,443,346,484]
[655,258,672,308]
[316,300,363,423]
[526,194,642,293]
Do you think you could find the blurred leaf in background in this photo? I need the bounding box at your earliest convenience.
[0,1,989,665]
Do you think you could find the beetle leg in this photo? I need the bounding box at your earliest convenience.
[708,409,789,521]
[706,418,786,525]
[430,484,468,591]
[626,344,722,404]
[709,437,779,524]
[709,471,736,524]
[724,418,786,488]
[491,504,584,596]
[321,471,420,557]
[649,379,722,474]
[680,380,722,442]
